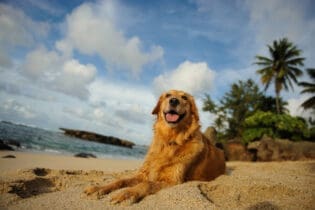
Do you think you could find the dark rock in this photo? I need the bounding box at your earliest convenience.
[60,128,135,149]
[74,153,97,158]
[1,139,21,148]
[33,168,51,176]
[215,142,224,150]
[0,138,21,148]
[2,155,16,158]
[0,140,14,151]
[6,140,21,148]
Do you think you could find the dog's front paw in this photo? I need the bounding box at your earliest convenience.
[111,189,140,205]
[84,186,100,195]
[83,185,112,199]
[83,186,101,199]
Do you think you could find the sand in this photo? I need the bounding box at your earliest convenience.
[0,151,314,210]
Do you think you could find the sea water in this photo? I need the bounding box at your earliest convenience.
[0,121,147,159]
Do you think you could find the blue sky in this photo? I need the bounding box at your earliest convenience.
[0,0,314,145]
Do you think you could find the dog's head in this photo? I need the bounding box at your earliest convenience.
[152,90,199,127]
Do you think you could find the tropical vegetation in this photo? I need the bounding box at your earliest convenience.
[242,111,310,144]
[203,37,314,144]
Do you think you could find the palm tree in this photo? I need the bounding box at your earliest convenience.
[255,38,305,114]
[256,95,289,114]
[299,68,315,110]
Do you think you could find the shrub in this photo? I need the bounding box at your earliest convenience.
[242,111,309,144]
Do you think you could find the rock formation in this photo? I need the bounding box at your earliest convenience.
[204,126,217,145]
[247,136,315,161]
[223,139,255,161]
[60,128,135,149]
[0,140,14,151]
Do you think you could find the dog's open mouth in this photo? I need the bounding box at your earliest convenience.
[164,110,186,124]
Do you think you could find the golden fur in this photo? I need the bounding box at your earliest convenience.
[84,90,226,204]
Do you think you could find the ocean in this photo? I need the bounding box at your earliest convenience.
[0,121,147,159]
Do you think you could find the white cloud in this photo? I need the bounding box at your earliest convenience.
[0,65,62,105]
[57,0,163,75]
[21,46,97,99]
[0,4,50,67]
[63,59,96,82]
[87,78,155,142]
[2,99,36,119]
[88,78,156,111]
[55,59,97,98]
[0,50,12,68]
[62,105,108,123]
[23,46,62,81]
[153,61,215,96]
[115,104,147,124]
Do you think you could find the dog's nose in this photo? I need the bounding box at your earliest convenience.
[169,98,180,107]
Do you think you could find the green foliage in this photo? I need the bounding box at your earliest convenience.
[242,111,310,144]
[220,79,263,137]
[202,79,263,138]
[242,128,274,143]
[202,94,217,113]
[308,127,315,142]
[255,95,288,114]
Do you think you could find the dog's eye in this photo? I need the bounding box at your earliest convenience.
[166,93,171,98]
[181,95,188,100]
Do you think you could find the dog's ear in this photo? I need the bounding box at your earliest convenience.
[189,95,200,122]
[152,94,163,115]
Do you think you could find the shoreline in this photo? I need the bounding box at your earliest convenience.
[0,151,143,174]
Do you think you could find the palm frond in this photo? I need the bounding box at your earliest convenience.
[288,66,303,77]
[299,68,315,110]
[284,73,295,91]
[255,56,273,62]
[300,87,315,94]
[299,82,315,89]
[284,47,302,60]
[306,68,315,80]
[301,97,315,109]
[287,70,299,83]
[286,57,305,66]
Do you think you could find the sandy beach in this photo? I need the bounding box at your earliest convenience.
[0,151,314,210]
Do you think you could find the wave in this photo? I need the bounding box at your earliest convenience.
[0,120,53,132]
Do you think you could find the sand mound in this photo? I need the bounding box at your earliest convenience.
[1,161,314,210]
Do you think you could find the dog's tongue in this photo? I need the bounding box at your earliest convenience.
[166,113,179,122]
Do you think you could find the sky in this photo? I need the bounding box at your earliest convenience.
[0,0,314,145]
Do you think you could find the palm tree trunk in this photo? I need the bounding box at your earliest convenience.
[275,91,280,114]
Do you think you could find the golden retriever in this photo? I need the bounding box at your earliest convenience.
[84,90,226,204]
